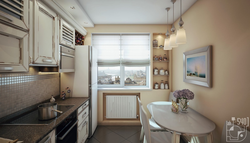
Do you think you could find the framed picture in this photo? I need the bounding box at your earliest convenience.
[183,45,212,87]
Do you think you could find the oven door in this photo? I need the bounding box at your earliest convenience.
[60,46,75,72]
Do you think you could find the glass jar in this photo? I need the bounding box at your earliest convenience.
[160,68,164,75]
[154,67,158,75]
[154,55,158,61]
[153,39,158,48]
[158,55,162,61]
[160,80,164,89]
[165,81,168,89]
[154,82,159,89]
[163,54,168,61]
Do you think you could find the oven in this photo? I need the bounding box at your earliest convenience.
[59,45,75,73]
[56,111,78,143]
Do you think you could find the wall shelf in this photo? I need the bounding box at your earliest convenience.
[153,89,169,91]
[153,61,169,63]
[152,33,172,91]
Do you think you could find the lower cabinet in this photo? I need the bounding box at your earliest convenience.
[77,117,89,143]
[39,129,55,143]
[77,102,89,143]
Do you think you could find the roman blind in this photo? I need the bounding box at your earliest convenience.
[92,34,150,66]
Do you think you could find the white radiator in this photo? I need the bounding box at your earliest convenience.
[106,95,137,119]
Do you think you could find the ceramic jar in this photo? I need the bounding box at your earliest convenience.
[154,82,159,89]
[160,68,165,75]
[165,81,168,89]
[165,70,168,75]
[160,80,164,89]
[154,67,158,75]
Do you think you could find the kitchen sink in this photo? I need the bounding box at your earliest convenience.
[3,104,74,125]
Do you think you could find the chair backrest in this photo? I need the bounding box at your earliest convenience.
[221,121,250,143]
[168,92,176,102]
[137,97,142,123]
[140,105,152,143]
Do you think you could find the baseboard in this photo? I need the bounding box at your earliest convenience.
[98,120,141,126]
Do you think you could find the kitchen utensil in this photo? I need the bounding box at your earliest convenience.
[38,102,63,120]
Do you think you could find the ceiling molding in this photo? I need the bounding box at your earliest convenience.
[75,0,94,27]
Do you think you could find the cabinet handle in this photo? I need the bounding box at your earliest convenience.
[0,67,13,71]
[0,11,13,22]
[42,59,52,63]
[78,121,87,131]
[82,112,87,119]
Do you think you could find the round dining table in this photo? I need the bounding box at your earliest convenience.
[147,101,216,143]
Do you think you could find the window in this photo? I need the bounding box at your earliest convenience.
[124,67,147,86]
[93,34,150,89]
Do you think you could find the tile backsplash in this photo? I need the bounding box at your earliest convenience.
[0,67,59,119]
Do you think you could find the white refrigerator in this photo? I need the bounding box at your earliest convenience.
[73,45,98,137]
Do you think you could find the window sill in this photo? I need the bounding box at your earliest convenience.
[98,88,152,91]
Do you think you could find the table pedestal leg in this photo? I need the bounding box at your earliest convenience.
[172,132,180,143]
[206,133,213,143]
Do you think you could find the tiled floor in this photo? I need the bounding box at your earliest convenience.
[87,126,142,143]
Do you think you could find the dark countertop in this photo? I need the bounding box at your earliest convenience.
[0,97,89,143]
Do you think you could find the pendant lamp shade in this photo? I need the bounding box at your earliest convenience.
[169,33,178,48]
[176,27,187,44]
[164,38,172,50]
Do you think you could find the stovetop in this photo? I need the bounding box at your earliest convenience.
[4,105,74,125]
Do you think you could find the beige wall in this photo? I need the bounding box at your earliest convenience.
[85,25,172,125]
[172,0,250,142]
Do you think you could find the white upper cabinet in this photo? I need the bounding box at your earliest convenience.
[60,19,75,49]
[0,23,29,72]
[32,0,58,65]
[0,0,29,32]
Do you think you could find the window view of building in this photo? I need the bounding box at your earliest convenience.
[124,67,146,86]
[93,34,150,88]
[98,67,120,85]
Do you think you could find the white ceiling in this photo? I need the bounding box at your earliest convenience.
[56,0,197,27]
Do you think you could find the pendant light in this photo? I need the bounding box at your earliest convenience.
[176,0,187,44]
[164,7,172,50]
[169,0,178,48]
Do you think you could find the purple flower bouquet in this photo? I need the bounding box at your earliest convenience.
[173,89,194,111]
[173,89,194,100]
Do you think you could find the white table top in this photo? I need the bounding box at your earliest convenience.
[147,101,216,135]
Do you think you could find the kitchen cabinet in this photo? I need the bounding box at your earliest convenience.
[0,23,29,72]
[32,0,59,65]
[60,19,75,49]
[77,102,89,143]
[0,0,29,32]
[77,117,89,143]
[0,0,29,72]
[38,129,55,143]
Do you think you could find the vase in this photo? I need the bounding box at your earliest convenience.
[178,98,189,111]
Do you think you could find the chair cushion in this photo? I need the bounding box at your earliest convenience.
[151,131,172,143]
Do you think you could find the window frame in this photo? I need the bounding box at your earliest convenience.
[92,33,151,90]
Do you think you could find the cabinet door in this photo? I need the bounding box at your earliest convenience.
[38,129,55,143]
[0,0,29,31]
[77,117,89,143]
[33,0,58,65]
[0,23,28,72]
[60,19,75,49]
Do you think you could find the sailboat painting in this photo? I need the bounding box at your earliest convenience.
[186,55,206,78]
[183,45,211,88]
